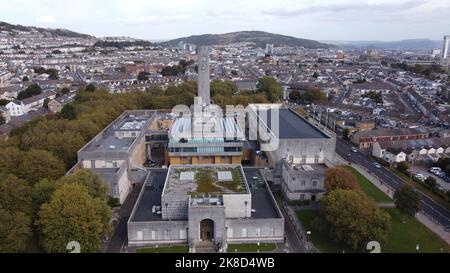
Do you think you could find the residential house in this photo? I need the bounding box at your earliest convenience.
[351,128,428,149]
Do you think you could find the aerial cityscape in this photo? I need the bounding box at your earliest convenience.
[0,0,450,263]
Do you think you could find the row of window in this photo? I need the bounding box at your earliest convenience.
[136,227,277,241]
[289,155,320,164]
[169,147,242,153]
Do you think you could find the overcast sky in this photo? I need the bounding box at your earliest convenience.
[1,0,449,41]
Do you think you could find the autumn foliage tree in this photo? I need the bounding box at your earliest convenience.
[319,189,391,250]
[38,183,111,253]
[324,167,361,193]
[0,174,32,252]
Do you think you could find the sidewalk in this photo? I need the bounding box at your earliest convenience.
[336,155,450,245]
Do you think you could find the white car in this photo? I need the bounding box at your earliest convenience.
[430,167,442,174]
[414,174,426,181]
[351,147,358,153]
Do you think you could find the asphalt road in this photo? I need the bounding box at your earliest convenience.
[336,138,450,229]
[105,184,142,253]
[273,192,306,253]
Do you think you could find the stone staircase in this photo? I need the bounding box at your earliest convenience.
[195,241,217,253]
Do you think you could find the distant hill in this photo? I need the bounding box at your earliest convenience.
[0,21,93,39]
[326,39,442,50]
[160,31,334,49]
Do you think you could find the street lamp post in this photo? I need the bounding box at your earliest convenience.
[409,156,416,184]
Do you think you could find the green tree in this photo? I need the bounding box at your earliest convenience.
[425,177,437,189]
[137,71,149,81]
[18,149,65,185]
[324,167,361,193]
[320,189,391,250]
[43,98,50,109]
[394,185,420,221]
[0,174,32,252]
[85,84,96,92]
[17,84,42,100]
[0,210,31,253]
[60,87,70,96]
[38,183,111,253]
[0,99,9,106]
[0,147,22,173]
[46,69,59,80]
[301,88,327,102]
[32,179,57,214]
[257,76,283,103]
[289,90,301,102]
[57,170,108,200]
[60,104,76,120]
[396,162,409,173]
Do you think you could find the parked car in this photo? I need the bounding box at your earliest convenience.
[429,167,442,174]
[414,173,426,182]
[144,159,157,167]
[351,147,358,153]
[373,162,381,169]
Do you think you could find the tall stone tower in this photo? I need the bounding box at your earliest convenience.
[198,46,211,105]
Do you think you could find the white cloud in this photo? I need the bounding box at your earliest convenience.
[37,15,57,24]
[121,14,192,24]
[0,0,448,40]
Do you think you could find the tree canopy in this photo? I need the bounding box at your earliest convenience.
[257,76,283,103]
[394,185,420,218]
[0,174,32,252]
[320,189,391,250]
[324,167,361,193]
[38,183,111,253]
[17,84,42,100]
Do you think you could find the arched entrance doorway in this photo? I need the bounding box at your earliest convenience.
[200,219,214,241]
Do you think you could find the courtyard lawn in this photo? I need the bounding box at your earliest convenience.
[296,210,353,253]
[296,209,450,253]
[342,166,391,203]
[136,245,189,253]
[227,243,277,253]
[382,209,450,253]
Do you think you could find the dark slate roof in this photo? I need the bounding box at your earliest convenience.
[260,108,329,139]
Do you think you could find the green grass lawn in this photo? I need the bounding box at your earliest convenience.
[136,245,189,253]
[383,209,450,253]
[227,243,277,253]
[296,210,353,253]
[342,166,391,203]
[297,209,450,253]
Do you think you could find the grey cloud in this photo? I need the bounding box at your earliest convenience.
[262,0,427,17]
